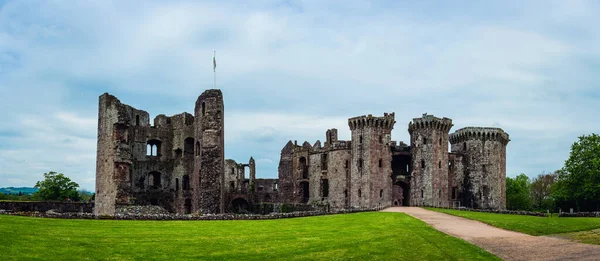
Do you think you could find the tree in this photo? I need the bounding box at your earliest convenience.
[33,171,80,201]
[530,172,556,211]
[554,134,600,211]
[506,173,532,210]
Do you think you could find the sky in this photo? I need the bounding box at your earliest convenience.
[0,0,599,191]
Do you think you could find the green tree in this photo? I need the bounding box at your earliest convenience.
[33,171,80,201]
[554,134,600,211]
[530,172,556,211]
[506,173,532,210]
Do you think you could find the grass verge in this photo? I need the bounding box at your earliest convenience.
[0,212,498,260]
[427,208,600,236]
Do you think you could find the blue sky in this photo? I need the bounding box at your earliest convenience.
[1,0,599,191]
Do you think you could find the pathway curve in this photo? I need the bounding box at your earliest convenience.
[382,207,600,261]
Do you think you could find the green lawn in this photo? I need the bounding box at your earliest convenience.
[428,208,600,236]
[0,212,498,260]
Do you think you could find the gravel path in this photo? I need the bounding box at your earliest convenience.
[382,207,600,261]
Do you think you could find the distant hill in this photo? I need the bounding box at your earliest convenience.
[0,187,38,195]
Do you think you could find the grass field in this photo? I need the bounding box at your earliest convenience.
[0,212,498,260]
[428,208,600,237]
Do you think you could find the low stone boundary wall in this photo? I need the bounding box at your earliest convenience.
[0,201,94,213]
[559,212,600,217]
[1,207,379,220]
[435,207,548,217]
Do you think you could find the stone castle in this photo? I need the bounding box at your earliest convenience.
[95,89,510,216]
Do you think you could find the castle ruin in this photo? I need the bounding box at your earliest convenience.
[95,89,509,216]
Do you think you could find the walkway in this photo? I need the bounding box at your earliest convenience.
[382,207,600,261]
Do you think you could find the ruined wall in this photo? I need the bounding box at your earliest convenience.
[408,114,453,207]
[95,93,200,215]
[95,93,150,216]
[450,127,509,209]
[277,141,295,203]
[447,152,465,207]
[193,89,225,214]
[225,159,240,194]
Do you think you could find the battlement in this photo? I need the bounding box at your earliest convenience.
[348,112,395,130]
[408,113,453,133]
[449,127,510,145]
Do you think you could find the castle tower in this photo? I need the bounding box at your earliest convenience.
[348,113,395,208]
[95,93,149,216]
[408,113,453,207]
[449,127,509,209]
[192,89,225,214]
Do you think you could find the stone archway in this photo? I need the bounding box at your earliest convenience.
[231,198,249,213]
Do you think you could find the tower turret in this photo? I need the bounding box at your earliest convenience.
[408,113,453,207]
[449,127,509,209]
[193,89,225,214]
[348,112,396,208]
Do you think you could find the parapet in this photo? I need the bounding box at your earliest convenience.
[348,112,395,130]
[449,127,510,145]
[408,113,453,134]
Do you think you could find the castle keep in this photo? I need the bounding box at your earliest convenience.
[95,90,509,216]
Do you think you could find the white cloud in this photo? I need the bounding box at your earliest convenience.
[1,0,599,186]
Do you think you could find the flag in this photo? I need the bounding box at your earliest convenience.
[213,51,216,72]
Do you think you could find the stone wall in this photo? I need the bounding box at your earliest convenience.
[193,89,225,214]
[408,114,453,207]
[450,127,509,209]
[0,201,94,213]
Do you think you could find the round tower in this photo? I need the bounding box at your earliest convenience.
[193,89,225,214]
[449,127,509,209]
[408,113,453,207]
[348,112,395,208]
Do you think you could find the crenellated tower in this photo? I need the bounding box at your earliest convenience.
[348,113,396,208]
[449,127,509,209]
[408,113,453,207]
[193,89,225,214]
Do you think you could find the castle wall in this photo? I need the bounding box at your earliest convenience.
[349,113,395,209]
[408,114,453,207]
[193,89,225,214]
[97,90,510,215]
[450,127,509,209]
[277,141,295,203]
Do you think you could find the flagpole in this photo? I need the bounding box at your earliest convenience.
[213,50,216,89]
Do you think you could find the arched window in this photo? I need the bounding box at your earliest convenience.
[421,190,424,198]
[359,135,363,144]
[463,142,467,151]
[439,137,442,145]
[380,189,383,198]
[421,159,425,169]
[439,189,442,198]
[148,171,161,188]
[175,178,179,191]
[345,160,349,169]
[184,137,194,155]
[202,102,206,115]
[439,161,441,168]
[358,189,362,198]
[379,159,383,168]
[146,140,161,157]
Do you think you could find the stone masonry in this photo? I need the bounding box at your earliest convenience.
[95,89,509,216]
